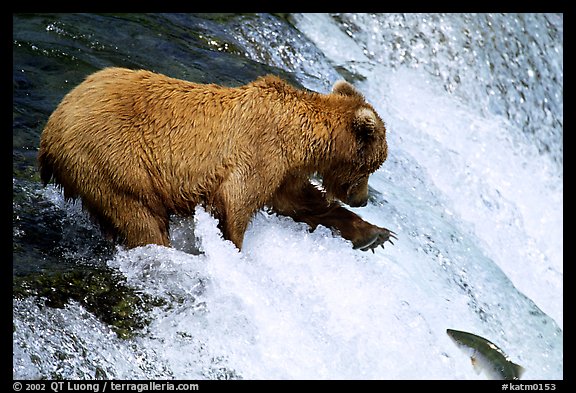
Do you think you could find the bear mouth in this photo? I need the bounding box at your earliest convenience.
[346,197,368,208]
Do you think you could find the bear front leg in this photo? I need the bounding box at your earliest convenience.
[270,177,396,251]
[208,199,252,250]
[307,205,397,251]
[210,174,263,251]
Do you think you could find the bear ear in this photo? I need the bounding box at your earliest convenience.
[332,80,364,99]
[353,107,379,138]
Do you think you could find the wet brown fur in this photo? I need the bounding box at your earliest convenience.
[38,67,391,250]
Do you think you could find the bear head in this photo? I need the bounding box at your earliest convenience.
[320,80,388,208]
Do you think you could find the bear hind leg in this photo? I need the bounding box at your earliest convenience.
[83,196,170,249]
[118,212,170,249]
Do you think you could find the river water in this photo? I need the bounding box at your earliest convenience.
[13,13,563,380]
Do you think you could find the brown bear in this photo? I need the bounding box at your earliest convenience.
[38,67,396,252]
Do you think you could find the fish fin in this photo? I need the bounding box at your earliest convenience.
[512,363,525,379]
[470,352,482,375]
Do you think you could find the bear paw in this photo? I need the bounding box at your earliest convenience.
[353,226,397,253]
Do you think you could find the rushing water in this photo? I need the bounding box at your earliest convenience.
[13,13,563,380]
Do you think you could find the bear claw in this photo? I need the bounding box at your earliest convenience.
[355,229,397,252]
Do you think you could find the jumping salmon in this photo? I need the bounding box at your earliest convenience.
[447,328,525,380]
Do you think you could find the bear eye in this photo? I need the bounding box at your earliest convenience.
[347,177,365,193]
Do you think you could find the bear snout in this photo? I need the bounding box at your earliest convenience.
[346,194,368,208]
[343,177,369,207]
